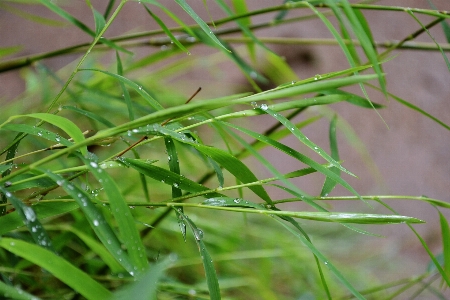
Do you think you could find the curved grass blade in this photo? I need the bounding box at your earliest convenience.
[111,256,173,300]
[116,51,134,121]
[152,125,272,203]
[367,83,450,131]
[62,105,115,128]
[143,4,190,54]
[86,0,106,37]
[0,238,112,300]
[1,134,21,216]
[48,225,125,274]
[119,158,222,198]
[438,209,450,281]
[0,113,87,155]
[271,217,365,300]
[321,89,384,109]
[84,157,148,275]
[2,123,73,148]
[258,106,355,177]
[406,9,450,72]
[0,187,54,251]
[176,209,221,300]
[79,69,164,110]
[376,199,450,286]
[41,169,136,275]
[0,280,40,300]
[320,115,340,197]
[38,0,131,54]
[174,0,229,52]
[0,201,79,236]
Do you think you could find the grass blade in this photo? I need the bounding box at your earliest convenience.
[177,209,221,299]
[116,51,135,121]
[0,201,78,235]
[111,256,173,300]
[0,187,54,251]
[438,209,450,281]
[320,115,340,197]
[119,158,221,198]
[0,113,87,155]
[0,238,112,300]
[0,280,38,300]
[79,68,164,110]
[2,123,73,148]
[272,217,365,300]
[84,156,148,275]
[143,4,190,54]
[174,0,229,52]
[62,105,116,128]
[41,169,136,275]
[259,106,355,177]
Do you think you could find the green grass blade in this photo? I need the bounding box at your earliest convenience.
[272,217,365,300]
[41,169,136,275]
[119,158,221,198]
[0,45,22,59]
[0,279,39,300]
[337,0,387,94]
[0,187,54,251]
[80,69,164,110]
[38,0,94,36]
[2,123,73,147]
[406,10,450,72]
[320,115,340,197]
[0,113,87,155]
[143,4,190,54]
[376,199,450,286]
[215,0,273,54]
[367,83,450,131]
[164,137,182,198]
[0,238,112,300]
[241,74,379,103]
[160,125,272,203]
[116,51,134,121]
[84,157,148,275]
[438,209,450,281]
[222,121,360,199]
[0,201,78,235]
[111,256,173,300]
[260,106,355,177]
[53,225,125,274]
[426,0,450,42]
[321,89,384,109]
[62,105,115,128]
[174,0,229,52]
[38,0,131,54]
[177,209,221,299]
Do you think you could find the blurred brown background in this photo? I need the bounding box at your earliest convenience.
[1,0,449,284]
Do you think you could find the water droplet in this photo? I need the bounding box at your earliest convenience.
[168,156,171,161]
[4,181,12,188]
[37,131,43,137]
[173,183,179,188]
[138,86,143,90]
[194,229,204,240]
[249,71,257,79]
[188,289,196,296]
[291,81,295,85]
[251,101,258,108]
[93,220,99,226]
[90,161,98,168]
[186,36,196,43]
[260,103,268,111]
[23,206,36,222]
[233,198,241,204]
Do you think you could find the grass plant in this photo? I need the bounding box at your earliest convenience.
[0,1,449,299]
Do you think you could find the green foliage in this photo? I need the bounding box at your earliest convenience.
[0,1,449,299]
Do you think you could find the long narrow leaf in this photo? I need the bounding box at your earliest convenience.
[84,157,148,275]
[320,115,340,197]
[41,169,136,275]
[174,0,229,52]
[0,238,112,300]
[0,187,54,251]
